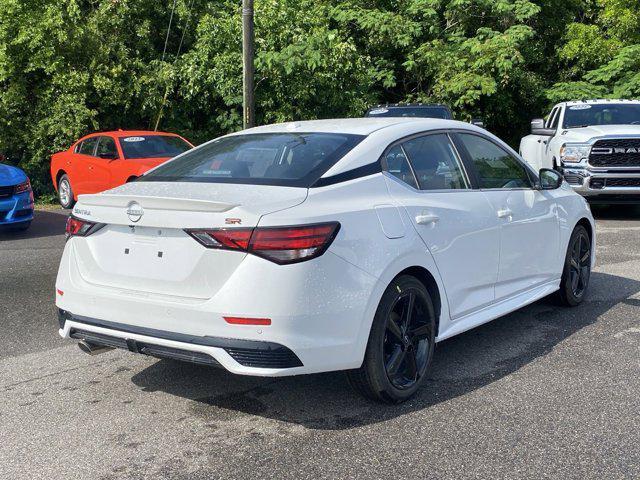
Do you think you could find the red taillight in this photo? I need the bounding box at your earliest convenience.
[14,179,31,194]
[65,216,102,239]
[186,222,340,264]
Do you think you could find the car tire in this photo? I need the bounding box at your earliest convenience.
[58,174,75,209]
[557,225,591,307]
[347,275,436,403]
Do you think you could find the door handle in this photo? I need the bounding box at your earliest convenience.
[497,208,513,219]
[415,213,439,225]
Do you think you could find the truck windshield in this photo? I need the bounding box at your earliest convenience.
[366,106,452,119]
[563,104,640,128]
[139,132,365,187]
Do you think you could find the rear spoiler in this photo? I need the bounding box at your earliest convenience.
[77,194,237,213]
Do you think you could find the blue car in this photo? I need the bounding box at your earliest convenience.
[0,162,34,231]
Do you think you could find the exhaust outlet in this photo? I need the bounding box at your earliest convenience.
[78,340,114,356]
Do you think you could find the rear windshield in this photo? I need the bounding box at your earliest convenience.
[366,106,452,119]
[139,132,365,187]
[118,135,191,159]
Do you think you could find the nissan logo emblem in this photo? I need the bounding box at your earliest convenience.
[126,202,144,223]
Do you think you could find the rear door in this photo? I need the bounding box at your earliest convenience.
[74,136,99,194]
[454,132,560,301]
[383,132,501,319]
[87,136,117,193]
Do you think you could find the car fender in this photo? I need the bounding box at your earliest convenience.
[351,242,452,365]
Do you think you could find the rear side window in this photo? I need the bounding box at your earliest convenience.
[77,137,98,156]
[140,133,365,187]
[383,145,418,189]
[118,136,191,159]
[402,134,468,190]
[458,134,531,189]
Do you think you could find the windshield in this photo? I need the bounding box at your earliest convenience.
[118,135,192,159]
[139,132,365,187]
[563,104,640,128]
[366,106,452,119]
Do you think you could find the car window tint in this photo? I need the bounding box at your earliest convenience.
[96,137,118,158]
[458,134,531,189]
[402,134,468,190]
[118,135,191,159]
[78,137,98,156]
[140,133,364,187]
[545,107,558,129]
[549,109,560,129]
[383,145,418,189]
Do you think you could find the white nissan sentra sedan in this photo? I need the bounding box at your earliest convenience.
[56,118,595,403]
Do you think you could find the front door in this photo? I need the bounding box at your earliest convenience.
[383,132,501,319]
[454,132,560,301]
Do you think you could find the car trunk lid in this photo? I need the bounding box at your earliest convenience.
[71,182,307,299]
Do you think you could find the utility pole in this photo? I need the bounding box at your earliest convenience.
[242,0,255,129]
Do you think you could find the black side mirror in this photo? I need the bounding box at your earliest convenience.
[531,118,555,136]
[98,152,118,160]
[538,168,563,190]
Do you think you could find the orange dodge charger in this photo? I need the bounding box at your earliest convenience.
[50,130,193,208]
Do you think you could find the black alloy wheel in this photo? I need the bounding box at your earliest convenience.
[347,275,436,403]
[383,289,432,390]
[558,225,591,306]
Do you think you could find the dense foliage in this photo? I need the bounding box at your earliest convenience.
[0,0,638,196]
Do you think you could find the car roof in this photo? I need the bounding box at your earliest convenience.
[82,130,182,138]
[561,99,640,107]
[237,117,462,136]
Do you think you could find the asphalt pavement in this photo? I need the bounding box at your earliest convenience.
[1,206,639,479]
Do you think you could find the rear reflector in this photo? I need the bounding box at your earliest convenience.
[186,222,340,264]
[224,316,272,326]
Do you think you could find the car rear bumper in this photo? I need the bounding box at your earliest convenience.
[58,309,303,372]
[0,191,34,225]
[56,240,379,376]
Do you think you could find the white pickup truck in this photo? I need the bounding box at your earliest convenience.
[520,99,640,203]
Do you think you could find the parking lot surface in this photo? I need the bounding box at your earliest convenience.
[1,207,639,479]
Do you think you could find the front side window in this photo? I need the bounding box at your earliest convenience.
[118,135,192,159]
[140,133,364,187]
[458,134,532,189]
[402,134,468,190]
[96,137,118,159]
[77,137,98,156]
[383,145,418,189]
[545,107,559,129]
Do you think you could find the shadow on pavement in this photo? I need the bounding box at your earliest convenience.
[130,271,640,430]
[591,203,640,220]
[0,209,68,242]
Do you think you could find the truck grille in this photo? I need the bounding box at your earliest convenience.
[600,178,640,188]
[0,185,14,198]
[589,139,640,168]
